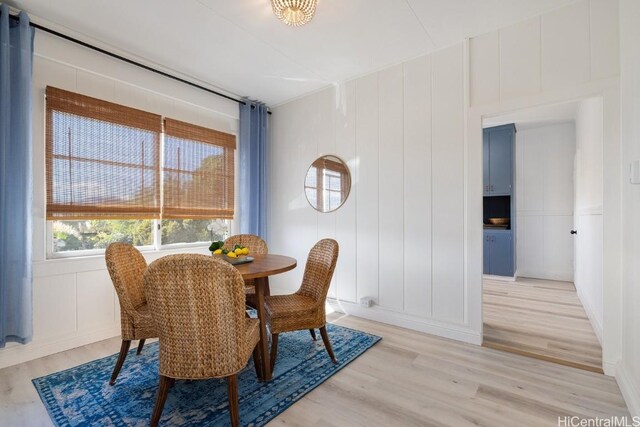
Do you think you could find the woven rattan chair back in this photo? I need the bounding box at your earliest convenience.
[144,254,248,379]
[224,234,268,254]
[105,242,148,316]
[296,239,339,302]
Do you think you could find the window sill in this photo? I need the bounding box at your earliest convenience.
[34,245,212,278]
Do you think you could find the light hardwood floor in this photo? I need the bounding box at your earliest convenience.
[483,277,603,373]
[0,313,628,426]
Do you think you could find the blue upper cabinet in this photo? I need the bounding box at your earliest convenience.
[484,124,515,196]
[483,129,491,196]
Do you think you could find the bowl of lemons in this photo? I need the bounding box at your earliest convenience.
[209,241,253,265]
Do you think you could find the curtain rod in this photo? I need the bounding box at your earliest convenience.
[8,12,271,115]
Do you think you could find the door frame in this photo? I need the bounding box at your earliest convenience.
[466,77,622,375]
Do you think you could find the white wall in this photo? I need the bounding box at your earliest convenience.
[515,122,575,281]
[618,0,640,417]
[270,44,475,342]
[574,98,604,342]
[470,0,622,376]
[0,24,239,369]
[270,0,621,348]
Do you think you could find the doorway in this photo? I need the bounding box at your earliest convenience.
[481,99,604,373]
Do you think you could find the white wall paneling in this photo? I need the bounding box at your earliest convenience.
[618,0,640,414]
[470,31,500,106]
[403,56,432,317]
[590,0,620,82]
[499,17,541,100]
[541,1,591,90]
[271,0,622,350]
[267,95,319,295]
[431,43,466,324]
[466,0,622,375]
[515,123,575,281]
[354,73,380,305]
[271,43,472,340]
[334,82,358,304]
[378,65,405,311]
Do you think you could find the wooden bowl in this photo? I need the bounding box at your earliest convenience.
[487,217,510,225]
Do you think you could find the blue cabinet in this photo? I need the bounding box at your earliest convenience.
[483,124,516,277]
[484,230,514,277]
[484,125,515,196]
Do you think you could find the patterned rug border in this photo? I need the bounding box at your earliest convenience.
[32,322,381,427]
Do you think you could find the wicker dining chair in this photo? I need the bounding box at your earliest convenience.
[105,242,157,386]
[224,234,269,307]
[144,254,261,427]
[265,239,339,372]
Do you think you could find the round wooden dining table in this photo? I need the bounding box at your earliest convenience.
[233,254,297,381]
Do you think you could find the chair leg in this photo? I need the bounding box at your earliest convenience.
[109,340,131,385]
[226,374,240,427]
[270,333,279,373]
[309,328,317,341]
[150,375,172,427]
[319,326,337,364]
[136,339,146,355]
[252,345,263,381]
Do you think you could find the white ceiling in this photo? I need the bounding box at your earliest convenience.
[11,0,575,106]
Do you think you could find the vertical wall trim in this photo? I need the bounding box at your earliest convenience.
[376,73,381,304]
[429,53,435,316]
[401,63,406,312]
[539,15,544,91]
[587,0,593,81]
[354,84,359,302]
[463,39,470,325]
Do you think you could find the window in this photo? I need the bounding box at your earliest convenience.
[46,87,234,256]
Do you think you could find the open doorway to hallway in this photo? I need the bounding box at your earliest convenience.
[481,98,604,373]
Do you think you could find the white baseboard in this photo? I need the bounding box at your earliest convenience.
[574,286,603,345]
[616,362,640,417]
[0,326,120,370]
[483,274,516,282]
[327,299,482,345]
[516,272,574,282]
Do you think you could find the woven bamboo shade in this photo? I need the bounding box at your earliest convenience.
[45,86,162,220]
[162,118,236,219]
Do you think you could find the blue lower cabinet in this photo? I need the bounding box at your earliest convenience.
[484,231,514,277]
[483,233,491,273]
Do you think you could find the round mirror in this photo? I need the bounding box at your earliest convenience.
[304,155,351,213]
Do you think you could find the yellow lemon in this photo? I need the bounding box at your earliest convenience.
[213,249,222,254]
[235,248,243,255]
[242,247,249,255]
[227,251,237,258]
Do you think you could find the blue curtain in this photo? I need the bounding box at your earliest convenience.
[0,5,34,348]
[238,99,269,238]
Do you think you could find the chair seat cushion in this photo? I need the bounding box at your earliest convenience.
[265,294,316,318]
[265,294,322,334]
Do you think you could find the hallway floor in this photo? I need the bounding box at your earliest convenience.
[483,277,603,373]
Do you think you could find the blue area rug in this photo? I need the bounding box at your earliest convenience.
[33,323,380,426]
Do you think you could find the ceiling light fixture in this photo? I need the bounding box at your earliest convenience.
[271,0,317,27]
